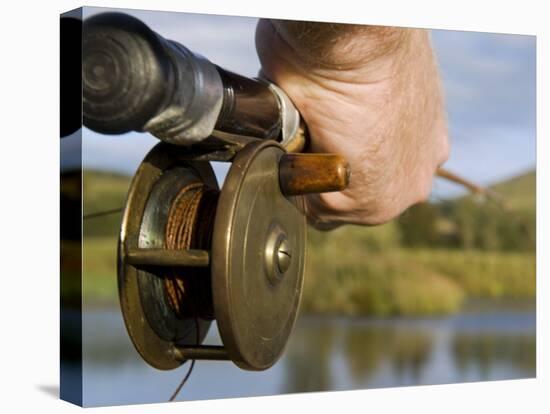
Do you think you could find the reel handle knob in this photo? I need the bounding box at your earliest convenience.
[279,153,351,196]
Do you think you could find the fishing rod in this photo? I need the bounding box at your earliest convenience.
[436,167,503,206]
[80,11,499,393]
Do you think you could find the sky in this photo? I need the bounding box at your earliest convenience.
[80,7,536,199]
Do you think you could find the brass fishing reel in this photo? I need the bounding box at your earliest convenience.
[83,13,350,371]
[118,140,348,371]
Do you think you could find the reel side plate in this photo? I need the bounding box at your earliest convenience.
[212,140,306,371]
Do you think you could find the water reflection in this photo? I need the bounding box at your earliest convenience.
[284,320,435,392]
[389,330,433,383]
[281,309,534,395]
[344,328,390,383]
[283,323,336,393]
[342,326,433,384]
[81,307,535,406]
[453,333,536,380]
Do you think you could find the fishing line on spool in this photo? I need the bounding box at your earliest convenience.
[165,182,219,401]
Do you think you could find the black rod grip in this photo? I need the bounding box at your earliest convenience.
[83,12,284,142]
[83,12,173,135]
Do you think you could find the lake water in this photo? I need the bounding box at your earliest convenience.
[78,302,535,407]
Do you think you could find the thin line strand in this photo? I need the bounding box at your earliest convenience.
[83,207,124,220]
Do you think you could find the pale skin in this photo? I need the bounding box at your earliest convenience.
[255,20,450,229]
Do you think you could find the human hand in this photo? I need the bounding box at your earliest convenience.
[255,20,449,229]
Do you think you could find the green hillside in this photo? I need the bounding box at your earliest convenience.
[490,170,535,213]
[80,169,536,314]
[303,169,536,315]
[81,168,536,236]
[446,169,535,252]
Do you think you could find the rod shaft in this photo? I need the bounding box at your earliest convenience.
[436,167,485,194]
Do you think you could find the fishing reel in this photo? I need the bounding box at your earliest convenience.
[83,12,350,371]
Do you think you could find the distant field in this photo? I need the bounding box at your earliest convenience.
[303,226,535,316]
[80,169,536,315]
[82,231,535,314]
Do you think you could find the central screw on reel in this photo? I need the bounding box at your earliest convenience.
[118,140,350,371]
[277,239,291,273]
[265,224,292,284]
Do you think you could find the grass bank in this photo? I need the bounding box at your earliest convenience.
[82,233,535,315]
[79,170,536,316]
[301,226,535,316]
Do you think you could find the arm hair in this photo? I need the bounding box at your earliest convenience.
[270,20,413,70]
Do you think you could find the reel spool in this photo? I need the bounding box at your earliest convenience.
[119,140,349,371]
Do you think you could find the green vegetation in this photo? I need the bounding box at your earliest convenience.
[491,171,536,214]
[83,170,130,238]
[83,237,119,305]
[303,227,534,316]
[80,169,536,315]
[302,170,535,316]
[82,171,130,306]
[398,171,536,252]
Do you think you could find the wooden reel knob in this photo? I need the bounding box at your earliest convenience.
[279,153,351,196]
